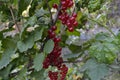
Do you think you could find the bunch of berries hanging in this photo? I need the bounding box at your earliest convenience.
[43,0,78,80]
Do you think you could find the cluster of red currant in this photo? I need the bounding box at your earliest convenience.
[61,0,73,11]
[43,0,78,80]
[58,12,78,32]
[43,25,62,69]
[53,0,73,10]
[48,64,68,80]
[43,25,68,80]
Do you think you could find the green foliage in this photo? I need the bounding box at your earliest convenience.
[89,33,117,64]
[78,0,105,12]
[0,0,118,80]
[30,69,45,80]
[68,44,81,53]
[0,38,17,69]
[81,59,109,80]
[35,8,49,17]
[43,39,54,54]
[15,67,27,80]
[33,53,45,71]
[0,64,12,79]
[17,35,34,52]
[66,30,80,36]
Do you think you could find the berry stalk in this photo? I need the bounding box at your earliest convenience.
[43,0,78,80]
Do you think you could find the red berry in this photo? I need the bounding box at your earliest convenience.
[68,27,74,32]
[66,22,71,27]
[72,13,77,18]
[48,29,52,34]
[51,25,57,31]
[62,21,66,24]
[69,17,75,23]
[73,21,78,27]
[54,37,61,43]
[53,3,58,9]
[61,1,66,6]
[49,32,56,38]
[43,57,50,68]
[61,6,67,11]
[68,1,73,7]
[58,15,62,20]
[48,71,58,80]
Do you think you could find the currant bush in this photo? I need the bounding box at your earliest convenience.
[43,0,78,80]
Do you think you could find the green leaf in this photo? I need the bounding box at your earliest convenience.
[88,0,101,12]
[15,67,27,80]
[2,38,17,51]
[69,44,81,53]
[20,16,37,39]
[89,41,117,64]
[33,27,44,41]
[33,53,45,71]
[27,16,37,26]
[0,64,12,79]
[43,39,54,54]
[0,50,14,70]
[81,59,109,80]
[0,39,17,69]
[66,30,80,36]
[0,41,2,51]
[95,32,111,41]
[64,53,82,61]
[89,33,118,64]
[31,69,45,80]
[35,8,49,17]
[17,35,34,52]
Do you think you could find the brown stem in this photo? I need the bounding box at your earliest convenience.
[45,0,53,25]
[40,1,62,52]
[40,36,49,52]
[9,68,34,77]
[63,60,83,63]
[9,6,21,32]
[53,2,61,25]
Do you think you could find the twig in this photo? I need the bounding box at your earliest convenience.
[45,0,53,25]
[9,68,34,77]
[40,1,61,52]
[53,2,61,25]
[88,17,116,37]
[40,36,49,52]
[63,60,83,63]
[9,6,21,32]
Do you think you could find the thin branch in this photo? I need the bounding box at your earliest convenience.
[63,60,83,63]
[45,0,54,25]
[40,36,49,52]
[9,68,34,77]
[40,1,62,52]
[53,2,61,25]
[9,6,21,32]
[88,17,116,37]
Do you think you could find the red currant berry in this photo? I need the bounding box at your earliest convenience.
[72,12,77,18]
[48,29,52,34]
[73,21,78,27]
[68,1,73,7]
[51,25,57,31]
[69,17,75,23]
[53,3,58,9]
[49,32,56,38]
[66,22,71,27]
[68,27,74,32]
[54,37,61,43]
